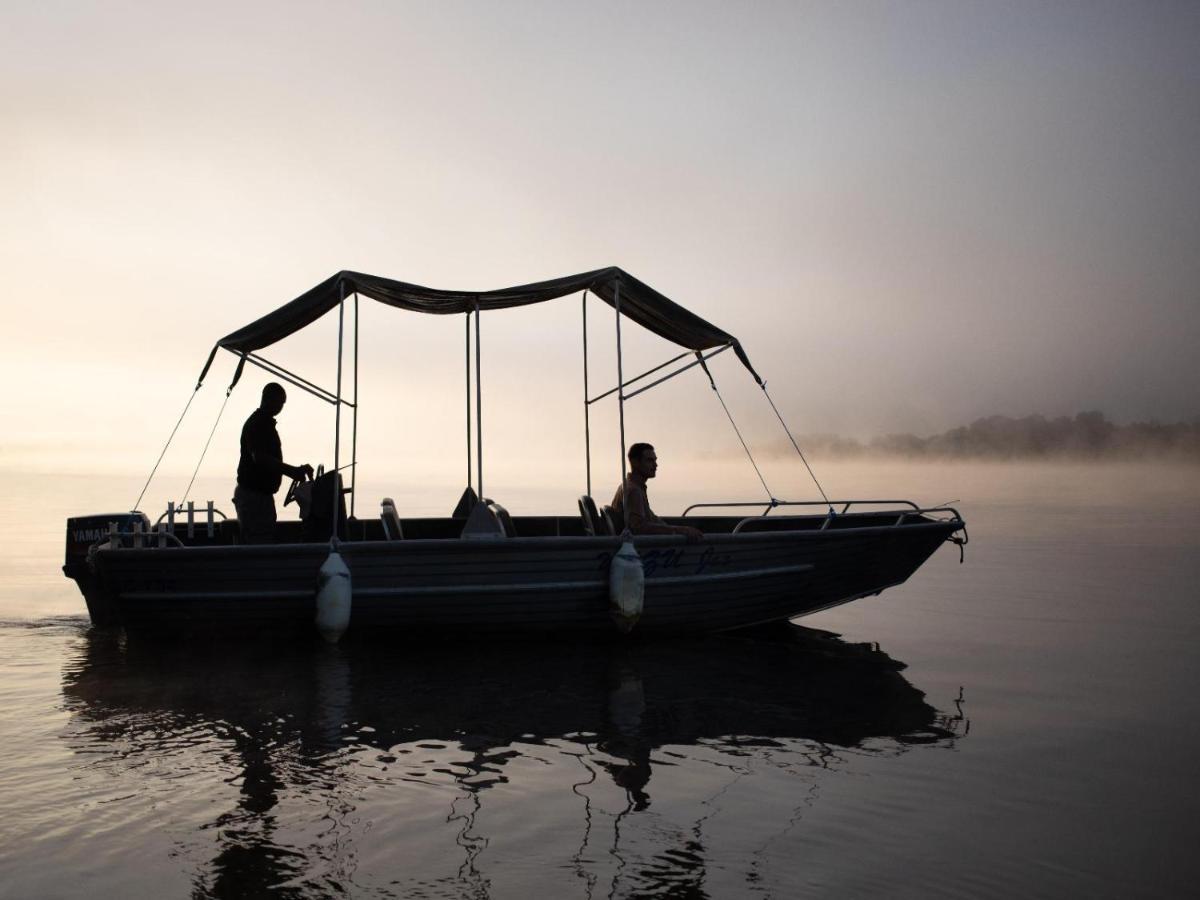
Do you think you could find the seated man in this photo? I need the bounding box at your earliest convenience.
[233,382,313,544]
[611,443,703,542]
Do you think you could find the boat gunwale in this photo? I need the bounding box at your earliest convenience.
[92,517,964,560]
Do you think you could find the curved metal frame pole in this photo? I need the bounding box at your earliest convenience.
[475,300,483,502]
[582,291,592,498]
[332,281,346,538]
[465,311,473,493]
[350,292,359,519]
[613,282,629,529]
[238,352,343,405]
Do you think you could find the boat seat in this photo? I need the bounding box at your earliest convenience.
[578,495,600,536]
[599,505,618,536]
[452,486,480,518]
[460,500,504,539]
[489,501,516,537]
[380,497,403,540]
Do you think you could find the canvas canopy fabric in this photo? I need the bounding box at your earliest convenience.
[198,267,761,385]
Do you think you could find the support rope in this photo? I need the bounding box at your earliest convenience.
[697,355,774,502]
[760,384,833,510]
[132,384,201,512]
[180,388,232,507]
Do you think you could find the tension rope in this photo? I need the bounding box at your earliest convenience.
[132,383,201,512]
[696,354,775,502]
[179,387,233,507]
[759,383,833,511]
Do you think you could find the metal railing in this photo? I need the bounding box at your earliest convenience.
[153,500,229,540]
[683,498,922,517]
[89,525,186,553]
[681,498,965,534]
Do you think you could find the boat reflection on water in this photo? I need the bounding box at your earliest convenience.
[61,626,966,898]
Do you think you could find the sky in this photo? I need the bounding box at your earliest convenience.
[2,0,1198,493]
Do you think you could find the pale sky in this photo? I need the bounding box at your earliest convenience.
[2,1,1198,490]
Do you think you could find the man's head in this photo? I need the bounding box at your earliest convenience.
[261,382,287,416]
[628,442,657,480]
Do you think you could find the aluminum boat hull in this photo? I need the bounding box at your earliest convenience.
[68,519,959,635]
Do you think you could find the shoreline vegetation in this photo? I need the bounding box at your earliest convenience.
[786,412,1200,462]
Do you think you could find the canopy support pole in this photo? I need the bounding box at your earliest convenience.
[332,282,346,538]
[475,300,483,503]
[238,351,348,407]
[465,312,473,493]
[587,349,691,404]
[613,282,629,529]
[582,291,592,498]
[593,344,732,404]
[350,292,359,519]
[626,344,732,400]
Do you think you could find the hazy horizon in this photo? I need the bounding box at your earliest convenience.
[3,1,1198,484]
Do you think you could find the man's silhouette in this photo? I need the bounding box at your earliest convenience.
[233,383,313,544]
[611,443,703,541]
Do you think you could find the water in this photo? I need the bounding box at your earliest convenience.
[2,462,1198,898]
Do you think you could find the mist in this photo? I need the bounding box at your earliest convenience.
[766,411,1200,462]
[2,1,1198,483]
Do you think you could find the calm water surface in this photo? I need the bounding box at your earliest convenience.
[2,462,1198,898]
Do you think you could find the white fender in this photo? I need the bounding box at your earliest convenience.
[316,549,352,644]
[609,539,645,633]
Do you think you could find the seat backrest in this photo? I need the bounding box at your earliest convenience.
[578,495,599,536]
[380,497,403,540]
[599,505,618,536]
[461,500,504,539]
[488,501,516,538]
[452,486,479,518]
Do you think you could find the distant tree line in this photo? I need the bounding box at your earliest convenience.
[794,412,1200,461]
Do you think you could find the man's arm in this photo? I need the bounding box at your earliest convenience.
[252,448,310,480]
[280,461,314,481]
[625,484,702,542]
[250,422,312,481]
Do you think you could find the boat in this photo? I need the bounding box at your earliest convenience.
[62,267,966,637]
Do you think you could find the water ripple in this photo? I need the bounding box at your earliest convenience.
[2,623,961,898]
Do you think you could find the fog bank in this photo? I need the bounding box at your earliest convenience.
[780,412,1200,461]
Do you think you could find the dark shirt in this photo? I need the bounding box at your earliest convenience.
[610,475,662,534]
[237,408,284,494]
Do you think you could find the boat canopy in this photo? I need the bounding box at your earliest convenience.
[199,267,761,385]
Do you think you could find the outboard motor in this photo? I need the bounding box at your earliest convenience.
[63,511,150,626]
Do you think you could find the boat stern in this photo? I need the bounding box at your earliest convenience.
[63,512,148,627]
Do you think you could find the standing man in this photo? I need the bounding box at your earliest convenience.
[611,443,703,542]
[234,382,313,544]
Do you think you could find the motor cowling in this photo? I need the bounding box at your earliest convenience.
[65,512,151,566]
